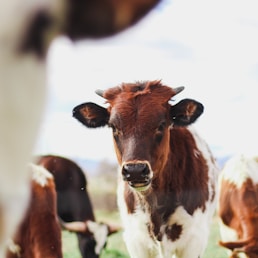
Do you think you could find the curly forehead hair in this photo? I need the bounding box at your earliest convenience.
[103,80,176,105]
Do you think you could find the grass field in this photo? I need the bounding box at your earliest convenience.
[62,211,228,258]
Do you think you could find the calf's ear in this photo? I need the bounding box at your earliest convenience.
[73,102,109,128]
[170,99,204,126]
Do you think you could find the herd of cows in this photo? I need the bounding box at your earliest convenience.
[5,151,258,258]
[1,0,258,258]
[7,82,258,258]
[71,81,258,258]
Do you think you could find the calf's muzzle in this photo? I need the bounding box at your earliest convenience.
[122,162,152,191]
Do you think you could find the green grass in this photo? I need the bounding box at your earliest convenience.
[203,216,228,258]
[62,231,81,258]
[62,212,228,258]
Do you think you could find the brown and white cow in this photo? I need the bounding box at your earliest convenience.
[0,1,161,255]
[218,155,258,258]
[5,164,62,258]
[36,154,120,258]
[72,80,219,258]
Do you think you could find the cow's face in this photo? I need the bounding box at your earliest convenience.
[73,81,203,192]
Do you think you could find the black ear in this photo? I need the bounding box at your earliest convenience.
[170,99,204,126]
[72,102,109,128]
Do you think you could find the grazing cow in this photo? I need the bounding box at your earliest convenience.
[0,0,161,255]
[218,154,258,258]
[36,154,120,258]
[5,164,62,258]
[72,80,219,258]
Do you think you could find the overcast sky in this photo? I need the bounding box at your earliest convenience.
[34,0,258,162]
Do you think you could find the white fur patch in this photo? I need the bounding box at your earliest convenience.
[161,206,213,258]
[7,238,21,257]
[117,179,161,258]
[87,221,109,255]
[29,163,53,187]
[219,154,258,188]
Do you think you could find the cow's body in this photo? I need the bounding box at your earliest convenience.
[6,164,62,258]
[0,1,160,255]
[36,155,119,258]
[117,126,217,258]
[73,80,219,258]
[218,155,258,258]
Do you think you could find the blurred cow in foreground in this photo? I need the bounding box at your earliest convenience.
[5,164,62,258]
[37,155,120,258]
[218,155,258,258]
[0,0,161,255]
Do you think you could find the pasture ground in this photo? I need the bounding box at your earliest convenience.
[62,210,228,258]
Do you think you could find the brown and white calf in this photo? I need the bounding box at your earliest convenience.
[72,80,219,258]
[5,164,62,258]
[218,155,258,258]
[0,1,160,255]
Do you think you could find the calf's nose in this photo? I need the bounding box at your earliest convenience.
[122,162,150,181]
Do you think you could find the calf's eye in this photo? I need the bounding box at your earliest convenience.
[109,124,121,138]
[155,121,166,143]
[157,122,166,132]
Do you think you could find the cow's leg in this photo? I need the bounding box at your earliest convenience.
[0,15,47,255]
[0,0,58,254]
[0,55,46,255]
[0,81,46,256]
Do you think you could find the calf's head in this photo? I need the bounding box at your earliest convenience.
[73,80,203,191]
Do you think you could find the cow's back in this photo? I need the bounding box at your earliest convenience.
[36,155,86,190]
[36,155,95,222]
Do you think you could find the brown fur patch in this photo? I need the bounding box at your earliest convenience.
[165,223,183,241]
[158,127,209,215]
